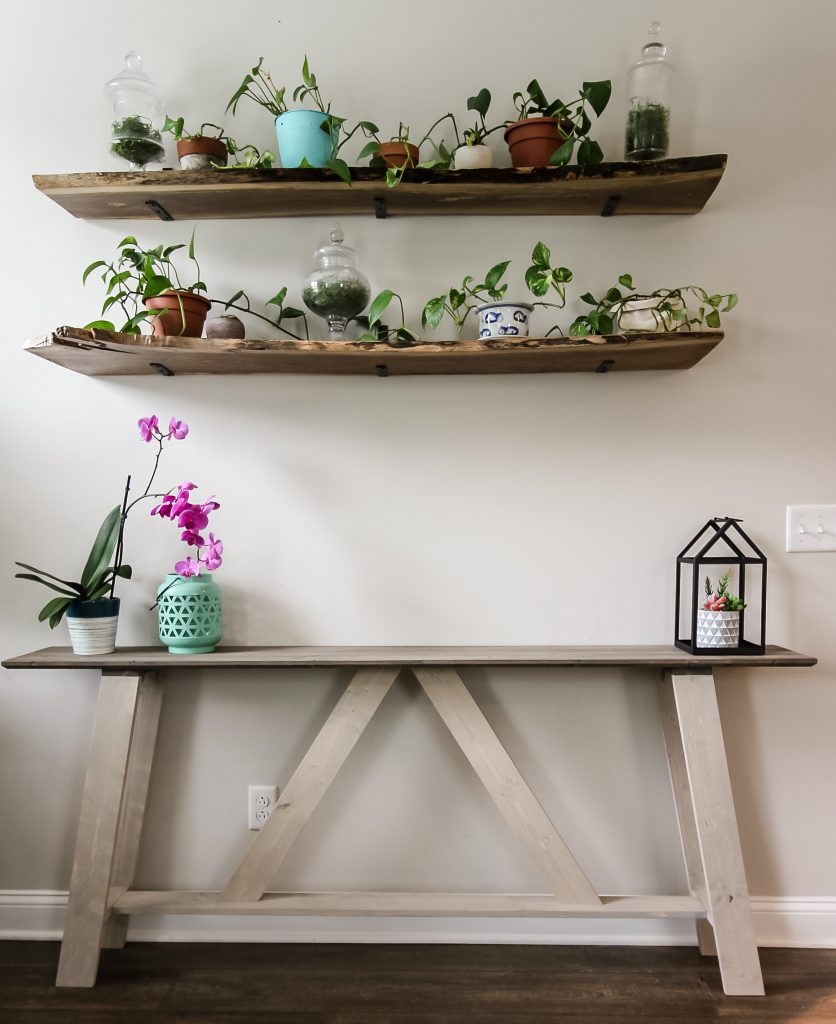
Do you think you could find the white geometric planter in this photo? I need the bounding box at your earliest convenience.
[696,609,741,649]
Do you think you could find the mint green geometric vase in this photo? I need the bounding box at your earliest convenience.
[157,573,222,654]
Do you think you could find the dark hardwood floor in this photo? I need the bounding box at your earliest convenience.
[1,941,835,1023]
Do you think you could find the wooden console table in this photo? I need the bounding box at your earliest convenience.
[2,645,816,994]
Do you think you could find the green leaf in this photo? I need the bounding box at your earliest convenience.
[570,319,593,336]
[549,138,575,166]
[526,79,549,111]
[328,157,352,184]
[554,267,573,284]
[708,294,722,308]
[368,290,395,325]
[188,229,197,262]
[15,573,78,597]
[485,261,510,292]
[705,310,721,329]
[281,306,305,319]
[143,274,174,298]
[604,287,622,304]
[226,72,255,115]
[84,320,116,332]
[38,596,72,626]
[599,314,615,334]
[580,292,598,306]
[582,79,612,117]
[724,294,739,311]
[357,140,380,161]
[302,55,313,86]
[14,563,85,592]
[82,260,107,285]
[467,88,491,118]
[225,289,245,308]
[113,564,133,579]
[163,244,186,258]
[531,242,550,269]
[117,236,137,248]
[267,287,287,308]
[422,296,446,330]
[162,115,185,139]
[618,274,634,290]
[80,506,121,593]
[525,266,549,296]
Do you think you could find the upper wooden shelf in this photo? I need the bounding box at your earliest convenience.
[32,155,727,221]
[26,326,723,377]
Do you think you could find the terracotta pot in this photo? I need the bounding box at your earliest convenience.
[377,141,419,169]
[504,117,572,168]
[176,136,228,170]
[144,290,212,338]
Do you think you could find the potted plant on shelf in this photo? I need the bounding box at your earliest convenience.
[697,571,745,648]
[422,242,573,339]
[453,88,503,169]
[162,117,232,169]
[226,56,362,183]
[359,113,459,187]
[569,275,738,336]
[83,233,211,337]
[504,78,612,168]
[83,233,310,341]
[375,122,420,171]
[355,290,419,343]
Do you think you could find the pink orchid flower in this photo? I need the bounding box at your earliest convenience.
[175,556,201,578]
[200,533,223,571]
[151,493,175,518]
[177,506,210,532]
[169,417,189,440]
[138,414,159,443]
[181,529,206,547]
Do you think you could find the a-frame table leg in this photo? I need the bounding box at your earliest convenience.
[56,671,158,987]
[667,670,764,996]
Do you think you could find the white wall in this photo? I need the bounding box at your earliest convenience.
[2,0,836,944]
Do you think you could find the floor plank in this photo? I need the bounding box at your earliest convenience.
[0,942,834,1023]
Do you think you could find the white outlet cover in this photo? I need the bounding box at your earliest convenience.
[248,784,278,830]
[786,505,836,552]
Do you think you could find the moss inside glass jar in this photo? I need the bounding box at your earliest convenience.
[110,115,164,169]
[302,226,371,339]
[625,102,670,160]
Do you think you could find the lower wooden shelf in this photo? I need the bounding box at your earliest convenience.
[26,326,723,377]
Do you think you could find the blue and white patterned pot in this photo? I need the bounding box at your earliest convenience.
[476,302,534,339]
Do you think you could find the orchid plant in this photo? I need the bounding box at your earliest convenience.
[703,571,745,613]
[137,415,224,579]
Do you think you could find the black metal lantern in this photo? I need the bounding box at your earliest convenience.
[675,517,767,655]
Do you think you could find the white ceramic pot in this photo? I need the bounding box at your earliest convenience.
[618,296,684,332]
[476,302,534,340]
[66,598,120,655]
[696,609,741,649]
[454,144,494,169]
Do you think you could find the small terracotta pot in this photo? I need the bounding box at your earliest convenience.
[377,141,419,169]
[176,136,228,170]
[504,117,572,168]
[144,291,212,338]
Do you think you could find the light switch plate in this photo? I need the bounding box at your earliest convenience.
[786,505,836,552]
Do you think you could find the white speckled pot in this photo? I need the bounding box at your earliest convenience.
[66,598,120,655]
[476,302,534,339]
[696,609,741,648]
[618,296,684,332]
[454,144,494,169]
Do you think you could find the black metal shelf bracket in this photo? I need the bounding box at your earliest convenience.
[146,200,173,221]
[600,195,621,217]
[373,197,388,219]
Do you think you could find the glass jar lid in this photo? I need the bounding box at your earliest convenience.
[311,225,359,270]
[104,51,164,117]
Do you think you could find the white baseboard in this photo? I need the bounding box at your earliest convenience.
[1,891,834,947]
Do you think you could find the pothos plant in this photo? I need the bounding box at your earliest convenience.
[460,88,504,147]
[361,113,460,188]
[83,234,309,340]
[421,242,573,334]
[704,571,745,612]
[226,56,378,184]
[164,113,276,168]
[569,274,739,336]
[510,78,612,165]
[162,117,231,145]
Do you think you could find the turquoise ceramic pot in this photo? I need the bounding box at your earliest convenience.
[157,573,222,655]
[275,110,336,168]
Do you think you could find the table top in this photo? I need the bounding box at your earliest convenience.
[1,645,816,671]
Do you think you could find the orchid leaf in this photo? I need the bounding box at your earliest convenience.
[80,506,121,593]
[15,574,79,597]
[39,597,72,627]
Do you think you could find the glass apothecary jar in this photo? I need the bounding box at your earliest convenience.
[104,51,165,170]
[625,22,673,161]
[302,227,371,339]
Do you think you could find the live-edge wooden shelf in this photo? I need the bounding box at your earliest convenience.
[32,154,726,220]
[26,326,724,377]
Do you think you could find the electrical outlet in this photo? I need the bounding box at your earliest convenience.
[248,784,279,830]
